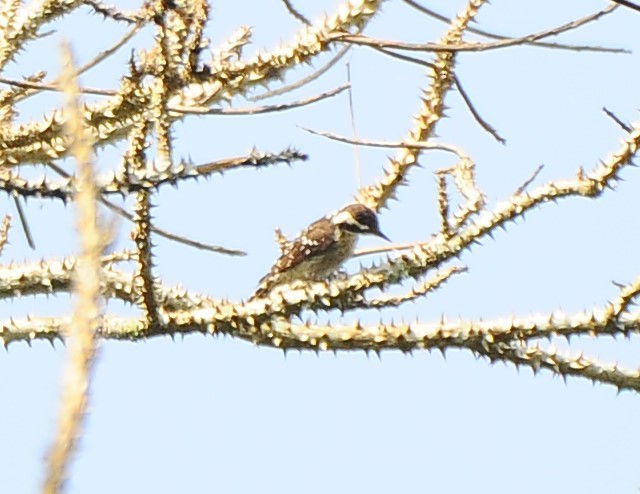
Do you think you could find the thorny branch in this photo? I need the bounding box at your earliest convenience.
[43,43,105,494]
[0,0,637,430]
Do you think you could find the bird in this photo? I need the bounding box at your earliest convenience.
[249,203,389,301]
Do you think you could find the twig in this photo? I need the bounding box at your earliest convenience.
[610,0,640,13]
[299,126,466,157]
[603,107,632,133]
[353,241,420,258]
[281,0,310,24]
[250,45,351,101]
[439,157,485,232]
[12,196,35,249]
[607,273,640,320]
[357,45,504,143]
[335,6,624,54]
[363,265,467,308]
[402,0,624,53]
[453,74,505,144]
[44,161,248,256]
[514,164,544,196]
[0,76,116,96]
[170,84,349,115]
[12,23,141,104]
[75,23,142,74]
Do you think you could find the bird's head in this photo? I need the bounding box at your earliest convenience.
[330,203,390,241]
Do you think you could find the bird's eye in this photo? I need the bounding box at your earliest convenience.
[355,213,372,230]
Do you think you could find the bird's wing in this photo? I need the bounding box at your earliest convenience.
[250,218,336,299]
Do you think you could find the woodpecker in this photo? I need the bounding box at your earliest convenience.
[249,203,389,300]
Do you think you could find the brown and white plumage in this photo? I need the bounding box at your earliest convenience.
[249,203,388,300]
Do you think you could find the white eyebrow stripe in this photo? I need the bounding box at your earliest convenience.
[332,210,368,230]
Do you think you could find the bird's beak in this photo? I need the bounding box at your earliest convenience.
[375,229,391,242]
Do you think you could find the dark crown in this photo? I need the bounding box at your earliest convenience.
[331,204,389,240]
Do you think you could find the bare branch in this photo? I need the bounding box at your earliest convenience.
[44,161,247,255]
[250,45,351,101]
[357,45,504,143]
[336,6,623,54]
[402,0,624,53]
[453,74,505,144]
[170,84,349,115]
[12,196,35,249]
[281,0,310,25]
[513,164,545,196]
[603,107,632,133]
[299,126,466,157]
[363,265,467,309]
[43,42,105,494]
[13,22,142,104]
[0,75,116,96]
[610,0,640,13]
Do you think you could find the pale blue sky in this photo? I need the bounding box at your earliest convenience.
[1,1,639,493]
